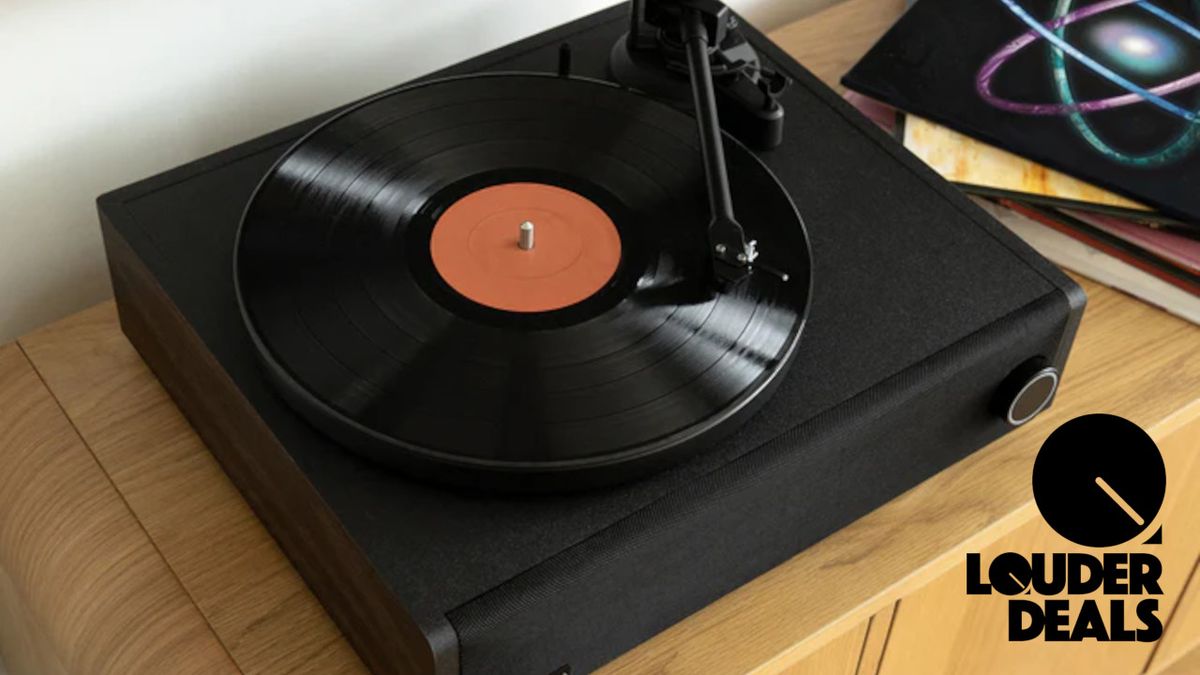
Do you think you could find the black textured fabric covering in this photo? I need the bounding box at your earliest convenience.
[100,6,1082,674]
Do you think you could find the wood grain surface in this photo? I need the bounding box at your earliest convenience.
[2,0,1200,673]
[1155,642,1200,675]
[855,602,897,675]
[777,618,866,675]
[768,0,908,91]
[776,603,897,675]
[18,306,366,675]
[1150,555,1200,672]
[0,343,238,674]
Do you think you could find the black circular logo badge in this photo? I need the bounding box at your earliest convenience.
[1033,414,1166,548]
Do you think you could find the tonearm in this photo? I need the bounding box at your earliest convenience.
[611,0,791,284]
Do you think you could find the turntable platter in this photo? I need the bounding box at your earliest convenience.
[234,73,811,490]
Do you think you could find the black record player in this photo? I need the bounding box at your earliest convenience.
[97,1,1085,673]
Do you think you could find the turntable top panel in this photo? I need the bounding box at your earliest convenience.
[6,0,1200,673]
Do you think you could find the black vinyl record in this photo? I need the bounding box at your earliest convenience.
[235,73,811,491]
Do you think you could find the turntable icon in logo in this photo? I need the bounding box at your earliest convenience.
[1032,413,1167,547]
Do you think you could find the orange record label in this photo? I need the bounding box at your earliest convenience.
[429,182,622,313]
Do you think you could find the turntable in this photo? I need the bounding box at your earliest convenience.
[97,1,1084,673]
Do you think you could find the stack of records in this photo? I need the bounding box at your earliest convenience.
[840,0,1200,324]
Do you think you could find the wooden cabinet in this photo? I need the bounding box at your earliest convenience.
[1150,554,1200,672]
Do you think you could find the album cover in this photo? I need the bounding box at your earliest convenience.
[975,197,1200,322]
[1002,199,1200,293]
[1061,206,1200,270]
[903,114,1162,217]
[844,0,1200,223]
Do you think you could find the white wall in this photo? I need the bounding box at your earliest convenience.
[0,0,823,342]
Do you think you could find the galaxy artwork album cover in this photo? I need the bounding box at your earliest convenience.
[843,0,1200,223]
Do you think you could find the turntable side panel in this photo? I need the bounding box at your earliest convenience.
[0,343,239,675]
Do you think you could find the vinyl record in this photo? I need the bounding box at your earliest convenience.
[235,73,811,491]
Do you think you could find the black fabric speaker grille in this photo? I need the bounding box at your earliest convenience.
[448,294,1067,673]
